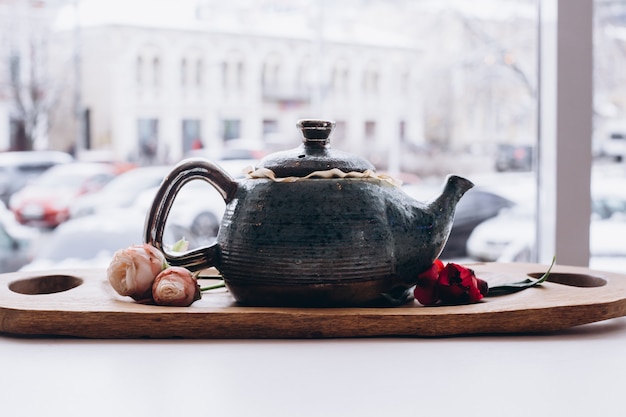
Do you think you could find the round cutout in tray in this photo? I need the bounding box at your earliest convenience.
[9,275,84,295]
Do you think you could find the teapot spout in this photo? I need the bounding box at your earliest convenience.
[391,174,474,284]
[432,174,474,211]
[425,174,474,256]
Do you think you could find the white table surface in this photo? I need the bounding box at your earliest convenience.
[1,318,625,417]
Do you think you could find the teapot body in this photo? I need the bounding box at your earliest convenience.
[215,178,441,306]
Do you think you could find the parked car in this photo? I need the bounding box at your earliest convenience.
[220,139,268,161]
[9,162,117,228]
[494,144,533,172]
[19,208,189,272]
[0,150,74,205]
[466,194,626,272]
[134,180,228,248]
[592,179,626,220]
[443,188,515,258]
[466,203,533,262]
[599,131,626,162]
[131,158,258,247]
[70,165,172,218]
[75,149,137,173]
[183,138,267,162]
[0,201,40,273]
[402,184,515,259]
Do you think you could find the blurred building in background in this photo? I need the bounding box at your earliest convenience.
[1,0,626,174]
[46,0,426,169]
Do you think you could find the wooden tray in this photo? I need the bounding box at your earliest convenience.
[1,262,625,338]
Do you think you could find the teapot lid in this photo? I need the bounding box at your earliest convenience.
[256,119,375,177]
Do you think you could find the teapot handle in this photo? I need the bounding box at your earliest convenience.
[143,158,238,271]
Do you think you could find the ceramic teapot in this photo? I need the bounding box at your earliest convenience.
[144,119,473,306]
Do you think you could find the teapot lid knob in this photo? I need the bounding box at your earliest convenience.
[297,119,335,146]
[255,118,374,177]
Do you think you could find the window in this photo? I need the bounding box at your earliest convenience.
[9,52,20,84]
[262,55,281,93]
[222,119,241,141]
[178,52,203,92]
[195,59,203,87]
[331,62,350,95]
[296,60,311,95]
[182,119,202,153]
[29,1,618,271]
[399,70,409,96]
[236,61,245,89]
[152,57,160,87]
[263,119,279,138]
[135,46,162,92]
[365,121,376,141]
[362,66,379,95]
[221,61,228,87]
[137,118,159,163]
[136,56,143,85]
[222,52,245,91]
[332,120,348,149]
[181,58,188,87]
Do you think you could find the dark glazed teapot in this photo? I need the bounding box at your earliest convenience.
[144,119,474,306]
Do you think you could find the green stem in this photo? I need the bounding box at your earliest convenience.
[486,256,556,297]
[200,282,226,292]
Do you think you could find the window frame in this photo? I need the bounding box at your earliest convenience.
[537,0,593,266]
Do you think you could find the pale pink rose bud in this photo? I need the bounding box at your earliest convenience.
[107,244,167,302]
[152,267,201,307]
